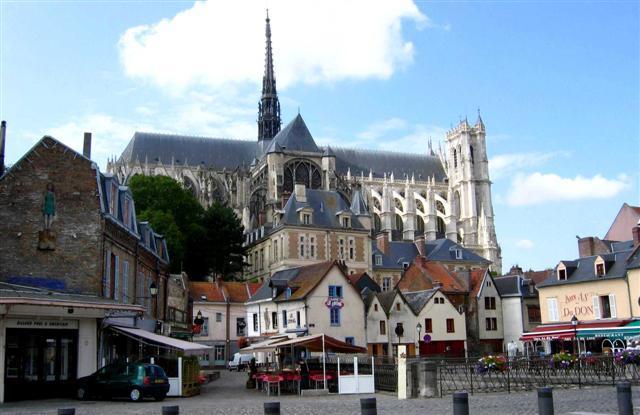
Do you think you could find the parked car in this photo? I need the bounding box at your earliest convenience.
[228,353,253,371]
[75,362,170,402]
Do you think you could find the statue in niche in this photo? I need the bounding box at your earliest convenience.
[38,182,57,250]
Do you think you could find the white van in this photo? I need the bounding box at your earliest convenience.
[227,353,253,371]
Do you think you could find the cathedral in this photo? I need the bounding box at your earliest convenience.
[108,14,502,276]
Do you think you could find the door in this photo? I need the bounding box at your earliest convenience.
[214,345,226,367]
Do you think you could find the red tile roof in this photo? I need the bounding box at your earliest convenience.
[190,280,263,303]
[524,269,553,285]
[190,281,225,302]
[397,257,465,293]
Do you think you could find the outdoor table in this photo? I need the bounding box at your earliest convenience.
[264,374,284,396]
[309,373,333,389]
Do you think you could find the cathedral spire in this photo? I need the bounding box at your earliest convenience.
[258,10,281,141]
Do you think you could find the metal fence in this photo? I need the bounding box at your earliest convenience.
[437,356,640,396]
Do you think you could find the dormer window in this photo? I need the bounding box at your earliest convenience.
[272,287,277,298]
[558,269,567,280]
[375,255,382,266]
[595,257,606,277]
[455,249,463,259]
[285,287,292,299]
[303,214,311,225]
[342,217,350,228]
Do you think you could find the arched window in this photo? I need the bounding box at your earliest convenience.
[374,214,381,232]
[454,191,461,218]
[416,216,425,233]
[436,217,446,238]
[283,160,322,193]
[453,149,457,168]
[436,201,446,215]
[470,146,474,165]
[395,214,404,233]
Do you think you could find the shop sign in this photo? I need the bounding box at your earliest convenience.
[325,298,344,309]
[7,319,78,329]
[559,291,596,319]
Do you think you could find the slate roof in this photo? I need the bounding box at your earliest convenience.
[494,274,537,298]
[350,188,369,216]
[375,290,398,314]
[347,272,380,294]
[118,132,257,169]
[403,288,439,315]
[537,247,633,288]
[424,239,491,263]
[331,147,446,181]
[266,114,319,154]
[281,189,366,230]
[372,241,419,270]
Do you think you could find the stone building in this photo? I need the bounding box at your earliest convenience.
[107,13,502,276]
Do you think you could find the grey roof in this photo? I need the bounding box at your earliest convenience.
[494,275,537,298]
[281,189,366,230]
[331,147,446,180]
[118,132,257,169]
[424,239,490,263]
[537,249,633,288]
[350,188,369,215]
[372,241,419,270]
[375,290,398,314]
[403,288,439,314]
[266,114,319,154]
[627,246,640,270]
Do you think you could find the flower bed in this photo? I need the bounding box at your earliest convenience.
[476,355,507,374]
[549,352,577,369]
[615,349,640,366]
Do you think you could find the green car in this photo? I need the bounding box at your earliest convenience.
[76,362,170,402]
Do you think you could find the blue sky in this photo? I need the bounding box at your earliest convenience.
[1,0,638,272]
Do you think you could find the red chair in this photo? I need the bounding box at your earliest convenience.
[264,374,284,396]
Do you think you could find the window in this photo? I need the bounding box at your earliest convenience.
[302,213,311,225]
[484,297,496,310]
[485,317,498,331]
[424,318,432,333]
[273,240,278,262]
[237,318,246,336]
[527,305,541,324]
[453,148,458,168]
[272,311,278,329]
[122,261,129,303]
[375,255,382,266]
[342,217,350,228]
[330,307,341,326]
[558,269,567,280]
[594,294,617,319]
[310,236,316,258]
[345,337,355,345]
[446,319,455,333]
[470,146,474,164]
[285,287,292,299]
[216,312,222,323]
[382,277,391,292]
[339,238,345,259]
[374,304,378,312]
[348,238,355,260]
[260,248,265,270]
[402,262,410,269]
[329,285,343,298]
[296,311,301,328]
[253,313,258,332]
[596,262,605,277]
[379,320,386,335]
[485,280,492,287]
[547,298,559,322]
[299,236,305,258]
[396,303,401,311]
[282,310,288,328]
[455,249,463,260]
[214,345,225,362]
[113,255,120,301]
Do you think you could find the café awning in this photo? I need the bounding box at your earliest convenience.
[111,326,211,354]
[577,320,640,341]
[244,333,366,354]
[521,320,631,342]
[240,334,293,352]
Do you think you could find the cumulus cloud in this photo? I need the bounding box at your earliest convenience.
[489,151,569,180]
[118,0,426,91]
[506,172,630,206]
[516,239,534,249]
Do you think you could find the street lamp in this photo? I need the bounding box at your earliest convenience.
[149,281,158,297]
[571,315,579,354]
[416,323,422,357]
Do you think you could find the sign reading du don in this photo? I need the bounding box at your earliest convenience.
[7,319,78,329]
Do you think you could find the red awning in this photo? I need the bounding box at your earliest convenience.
[521,320,630,342]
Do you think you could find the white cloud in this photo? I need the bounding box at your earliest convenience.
[489,151,569,180]
[516,239,534,249]
[118,0,426,91]
[357,118,407,140]
[506,172,630,206]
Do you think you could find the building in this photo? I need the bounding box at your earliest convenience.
[189,279,261,366]
[604,203,640,241]
[0,133,183,401]
[245,261,367,357]
[494,266,540,353]
[165,272,192,340]
[107,13,502,276]
[365,287,467,357]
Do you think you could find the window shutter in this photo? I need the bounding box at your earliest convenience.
[609,294,617,318]
[593,295,601,319]
[114,256,120,301]
[123,262,129,303]
[104,250,111,298]
[547,298,558,321]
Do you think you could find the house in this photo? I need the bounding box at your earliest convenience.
[495,266,540,353]
[347,271,381,295]
[365,287,467,357]
[245,261,366,353]
[190,279,261,367]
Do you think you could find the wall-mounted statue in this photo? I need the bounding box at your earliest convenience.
[38,182,56,250]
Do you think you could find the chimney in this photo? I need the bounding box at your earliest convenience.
[578,236,610,258]
[433,280,443,288]
[633,221,640,248]
[509,265,523,276]
[294,182,307,203]
[376,231,390,255]
[83,132,92,159]
[0,120,6,176]
[414,234,426,257]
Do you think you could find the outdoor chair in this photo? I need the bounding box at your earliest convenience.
[264,374,284,396]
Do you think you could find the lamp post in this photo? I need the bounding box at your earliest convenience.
[571,315,579,354]
[416,323,422,357]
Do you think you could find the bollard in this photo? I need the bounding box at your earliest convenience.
[264,401,280,415]
[538,387,554,415]
[162,405,179,415]
[58,410,75,415]
[617,382,633,415]
[360,397,377,415]
[453,391,469,415]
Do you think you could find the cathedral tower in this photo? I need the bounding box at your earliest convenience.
[257,10,281,142]
[445,112,502,273]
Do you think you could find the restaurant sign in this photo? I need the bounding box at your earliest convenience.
[325,298,344,309]
[7,319,79,329]
[559,291,596,319]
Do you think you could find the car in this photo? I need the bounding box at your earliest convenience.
[227,353,253,371]
[75,362,170,402]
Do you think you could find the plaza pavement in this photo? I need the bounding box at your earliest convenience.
[0,371,639,414]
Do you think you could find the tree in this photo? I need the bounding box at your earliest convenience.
[129,175,245,280]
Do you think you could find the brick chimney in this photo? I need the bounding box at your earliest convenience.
[578,236,611,258]
[414,234,426,257]
[83,132,92,159]
[633,221,640,248]
[0,120,6,176]
[376,231,390,255]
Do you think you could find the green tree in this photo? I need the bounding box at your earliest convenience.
[129,175,245,279]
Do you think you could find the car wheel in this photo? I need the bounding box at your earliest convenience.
[129,387,143,402]
[76,386,89,400]
[154,393,166,401]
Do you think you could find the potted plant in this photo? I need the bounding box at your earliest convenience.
[475,355,507,374]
